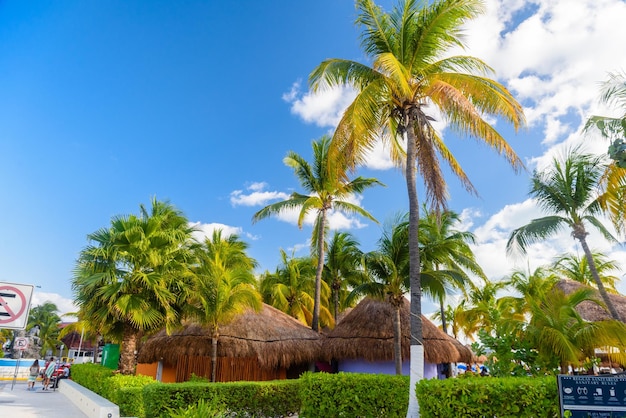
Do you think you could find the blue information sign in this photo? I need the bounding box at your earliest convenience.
[558,375,626,418]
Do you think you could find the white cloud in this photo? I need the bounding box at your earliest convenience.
[283,81,357,128]
[31,292,78,319]
[230,183,290,207]
[463,0,626,140]
[190,221,245,242]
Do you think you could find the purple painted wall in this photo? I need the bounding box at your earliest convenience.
[337,359,439,379]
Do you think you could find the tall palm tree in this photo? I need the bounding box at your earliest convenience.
[585,72,626,235]
[185,229,261,382]
[259,250,334,328]
[323,231,366,322]
[253,135,381,332]
[309,1,525,412]
[349,219,411,375]
[552,252,620,293]
[507,149,622,321]
[72,198,195,374]
[418,208,483,334]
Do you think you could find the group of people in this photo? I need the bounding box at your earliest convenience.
[26,357,70,391]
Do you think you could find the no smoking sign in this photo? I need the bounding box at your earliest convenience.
[0,282,34,330]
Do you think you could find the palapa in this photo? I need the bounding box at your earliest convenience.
[554,279,626,322]
[137,303,322,369]
[323,297,472,364]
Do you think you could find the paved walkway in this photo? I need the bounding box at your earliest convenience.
[0,380,89,418]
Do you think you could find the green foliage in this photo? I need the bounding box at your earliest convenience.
[475,330,557,377]
[142,380,301,418]
[117,387,146,418]
[70,363,115,395]
[102,374,155,417]
[169,399,226,418]
[71,364,155,418]
[415,376,559,418]
[188,372,210,383]
[298,372,409,417]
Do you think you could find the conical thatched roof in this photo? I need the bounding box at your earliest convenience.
[323,297,472,364]
[137,304,322,369]
[554,279,626,322]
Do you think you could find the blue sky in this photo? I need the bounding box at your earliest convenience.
[1,0,626,316]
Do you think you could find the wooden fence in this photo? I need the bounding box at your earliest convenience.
[174,355,286,382]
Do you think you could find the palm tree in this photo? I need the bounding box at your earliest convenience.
[552,252,620,294]
[323,231,366,322]
[72,198,195,374]
[430,302,464,339]
[523,286,626,374]
[259,250,334,328]
[501,266,558,316]
[27,302,62,357]
[455,280,510,341]
[34,315,62,358]
[418,208,483,334]
[253,136,381,332]
[585,72,626,236]
[309,1,525,412]
[506,149,622,321]
[185,229,261,382]
[349,219,411,375]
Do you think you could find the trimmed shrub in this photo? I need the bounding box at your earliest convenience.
[415,375,559,418]
[103,374,155,417]
[298,372,409,417]
[169,398,228,418]
[70,363,115,395]
[142,380,301,418]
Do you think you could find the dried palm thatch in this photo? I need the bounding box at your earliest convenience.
[137,304,322,369]
[323,297,472,364]
[554,279,626,322]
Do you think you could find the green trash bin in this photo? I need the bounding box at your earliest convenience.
[101,343,120,370]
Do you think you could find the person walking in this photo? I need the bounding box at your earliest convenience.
[43,357,56,390]
[27,359,40,390]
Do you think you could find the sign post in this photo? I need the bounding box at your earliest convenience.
[558,374,626,417]
[0,282,34,330]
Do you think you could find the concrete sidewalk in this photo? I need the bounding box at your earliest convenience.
[0,380,89,418]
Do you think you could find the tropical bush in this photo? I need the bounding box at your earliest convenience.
[102,374,155,417]
[415,375,559,418]
[70,363,115,395]
[169,399,228,417]
[298,372,409,417]
[142,380,301,418]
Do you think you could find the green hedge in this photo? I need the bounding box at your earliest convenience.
[298,372,409,417]
[415,375,559,418]
[142,379,301,418]
[71,364,560,417]
[70,364,155,418]
[70,363,115,395]
[103,374,155,417]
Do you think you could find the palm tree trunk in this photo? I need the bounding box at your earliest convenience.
[394,304,402,375]
[311,210,327,332]
[211,334,218,382]
[119,325,139,375]
[333,281,340,324]
[439,298,448,334]
[578,234,622,321]
[439,299,452,378]
[405,123,423,418]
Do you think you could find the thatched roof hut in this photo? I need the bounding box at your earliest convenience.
[137,303,322,370]
[554,279,626,322]
[323,297,472,364]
